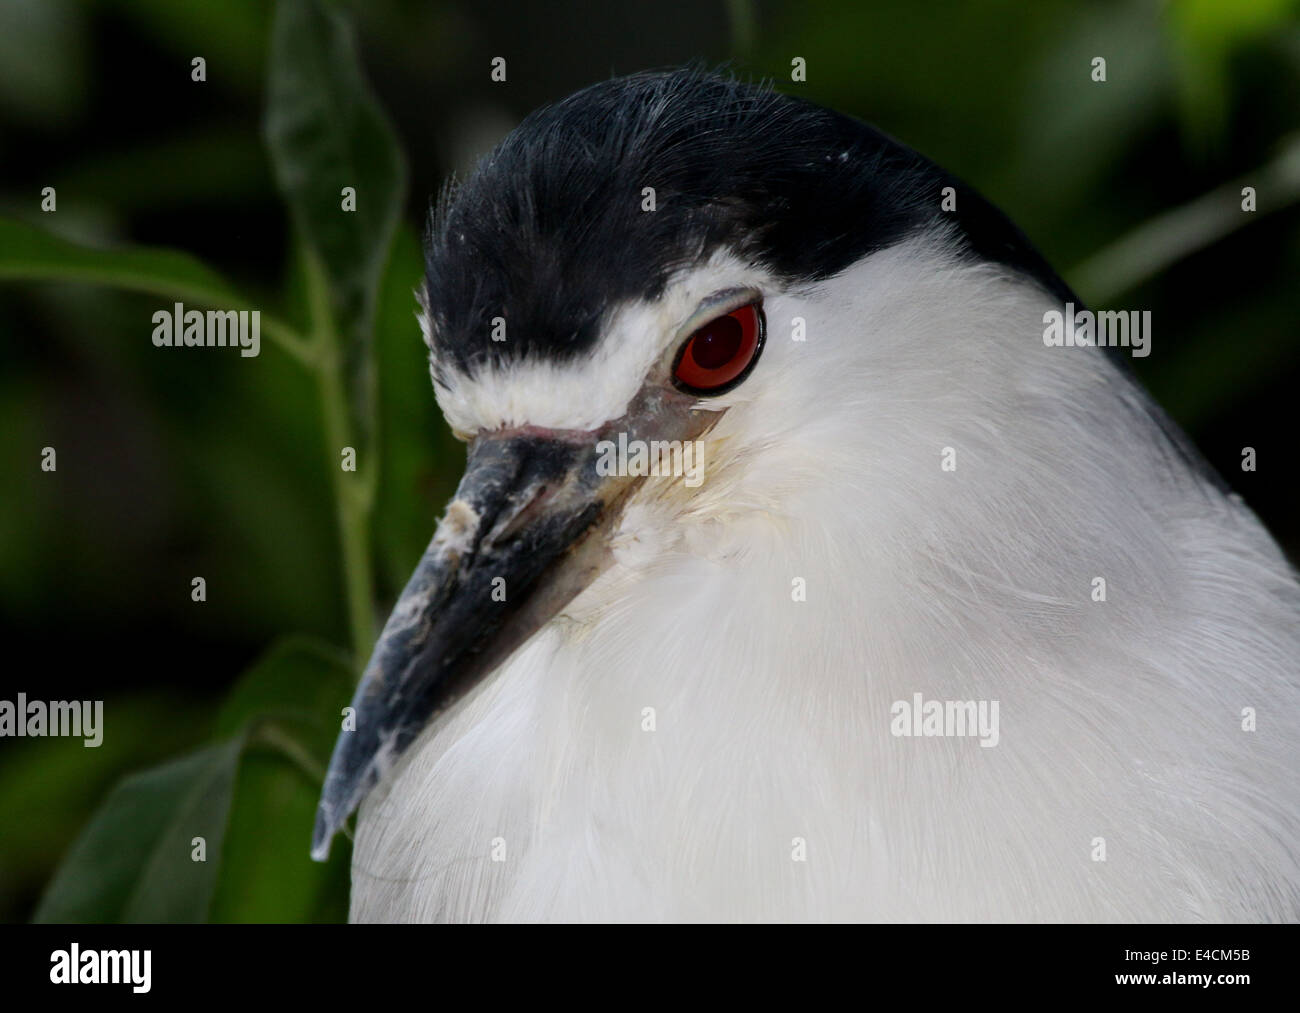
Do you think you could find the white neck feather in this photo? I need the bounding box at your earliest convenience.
[355,234,1300,921]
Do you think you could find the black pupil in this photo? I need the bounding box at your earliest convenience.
[691,314,743,370]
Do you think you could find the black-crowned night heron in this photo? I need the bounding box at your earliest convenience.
[312,70,1300,922]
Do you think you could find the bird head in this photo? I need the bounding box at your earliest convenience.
[311,69,1079,860]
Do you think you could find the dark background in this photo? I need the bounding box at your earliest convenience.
[1,0,1297,922]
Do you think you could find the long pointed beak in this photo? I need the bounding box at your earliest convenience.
[311,429,625,860]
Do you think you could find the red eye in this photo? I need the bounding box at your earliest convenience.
[672,303,765,394]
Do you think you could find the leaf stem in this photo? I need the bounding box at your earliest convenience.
[250,721,327,785]
[304,249,376,662]
[1071,132,1300,303]
[0,236,315,367]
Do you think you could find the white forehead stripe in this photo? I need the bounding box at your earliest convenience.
[427,250,776,434]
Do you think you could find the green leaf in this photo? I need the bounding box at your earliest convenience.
[33,738,245,923]
[215,635,356,765]
[0,216,313,365]
[0,693,212,924]
[33,639,358,924]
[209,746,351,923]
[263,0,407,455]
[210,637,356,921]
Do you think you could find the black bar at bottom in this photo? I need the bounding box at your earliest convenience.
[0,923,1286,1001]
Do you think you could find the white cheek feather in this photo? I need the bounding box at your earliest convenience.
[359,229,1300,922]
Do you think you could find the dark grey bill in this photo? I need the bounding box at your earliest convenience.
[311,431,622,860]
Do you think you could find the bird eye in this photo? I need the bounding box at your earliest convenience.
[672,303,765,395]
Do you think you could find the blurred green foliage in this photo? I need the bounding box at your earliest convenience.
[0,0,1297,922]
[5,0,415,923]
